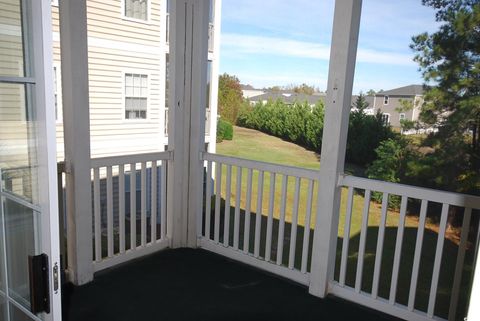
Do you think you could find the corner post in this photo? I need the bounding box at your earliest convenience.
[309,0,362,297]
[59,0,94,285]
[167,0,209,247]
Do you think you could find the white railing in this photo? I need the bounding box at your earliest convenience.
[90,151,172,272]
[332,175,480,321]
[198,153,480,321]
[199,152,318,285]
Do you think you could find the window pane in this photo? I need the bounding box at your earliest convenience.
[4,199,40,311]
[138,98,147,111]
[0,83,38,203]
[125,86,134,97]
[0,0,25,77]
[125,74,133,86]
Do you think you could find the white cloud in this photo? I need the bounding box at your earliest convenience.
[221,33,416,66]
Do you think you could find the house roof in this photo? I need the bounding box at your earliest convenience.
[249,91,325,105]
[376,84,424,97]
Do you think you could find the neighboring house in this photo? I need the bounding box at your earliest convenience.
[241,84,265,99]
[50,0,222,160]
[248,91,325,107]
[370,84,424,128]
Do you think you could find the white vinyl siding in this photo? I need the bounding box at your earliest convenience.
[125,73,148,119]
[124,0,148,21]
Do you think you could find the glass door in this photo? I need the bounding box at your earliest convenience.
[0,0,61,320]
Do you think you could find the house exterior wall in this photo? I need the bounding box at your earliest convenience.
[51,0,220,161]
[372,94,422,128]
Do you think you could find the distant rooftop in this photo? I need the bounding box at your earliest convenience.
[249,91,324,105]
[376,84,424,96]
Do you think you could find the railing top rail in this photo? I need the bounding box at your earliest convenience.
[91,151,172,168]
[202,152,319,180]
[339,174,480,210]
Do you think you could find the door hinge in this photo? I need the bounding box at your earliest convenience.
[28,254,50,314]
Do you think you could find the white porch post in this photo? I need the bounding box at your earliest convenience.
[167,0,209,247]
[468,241,480,320]
[309,0,362,297]
[59,0,94,285]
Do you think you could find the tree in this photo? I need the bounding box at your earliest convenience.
[410,0,480,194]
[366,89,376,96]
[218,73,245,124]
[353,92,369,114]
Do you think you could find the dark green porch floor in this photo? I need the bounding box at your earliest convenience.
[62,248,400,321]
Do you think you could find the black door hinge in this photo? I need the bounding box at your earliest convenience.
[28,253,50,314]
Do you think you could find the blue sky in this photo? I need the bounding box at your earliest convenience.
[219,0,440,94]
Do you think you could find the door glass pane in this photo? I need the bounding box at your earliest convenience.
[0,294,6,321]
[0,83,38,204]
[4,198,40,311]
[0,0,25,77]
[10,303,34,321]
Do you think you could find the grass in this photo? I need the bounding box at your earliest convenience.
[211,126,476,321]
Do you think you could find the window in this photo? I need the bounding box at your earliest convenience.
[125,0,148,21]
[381,113,391,125]
[399,113,406,121]
[383,95,389,105]
[125,73,148,119]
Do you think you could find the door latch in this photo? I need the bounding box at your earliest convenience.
[28,254,50,314]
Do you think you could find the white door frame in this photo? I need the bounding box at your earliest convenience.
[0,1,62,320]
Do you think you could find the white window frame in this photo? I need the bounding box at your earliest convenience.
[383,95,389,105]
[122,71,150,121]
[382,113,391,125]
[121,0,151,24]
[53,63,63,123]
[399,113,406,121]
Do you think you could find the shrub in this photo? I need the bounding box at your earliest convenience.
[216,119,233,142]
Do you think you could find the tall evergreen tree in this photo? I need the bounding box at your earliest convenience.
[410,0,480,193]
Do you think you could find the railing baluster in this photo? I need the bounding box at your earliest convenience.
[205,161,212,239]
[448,207,472,321]
[372,192,389,299]
[214,162,222,243]
[140,162,147,247]
[106,166,113,257]
[355,189,371,292]
[339,186,354,286]
[389,195,408,304]
[223,164,232,247]
[130,163,137,250]
[243,168,253,254]
[408,199,428,310]
[254,170,264,258]
[288,177,301,269]
[151,160,157,243]
[160,161,167,240]
[93,167,101,262]
[233,166,242,250]
[265,172,276,262]
[300,179,314,274]
[119,164,125,254]
[277,174,288,265]
[427,203,449,318]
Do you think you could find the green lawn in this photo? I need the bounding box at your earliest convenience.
[209,126,474,321]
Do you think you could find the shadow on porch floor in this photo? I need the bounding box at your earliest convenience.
[62,248,400,321]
